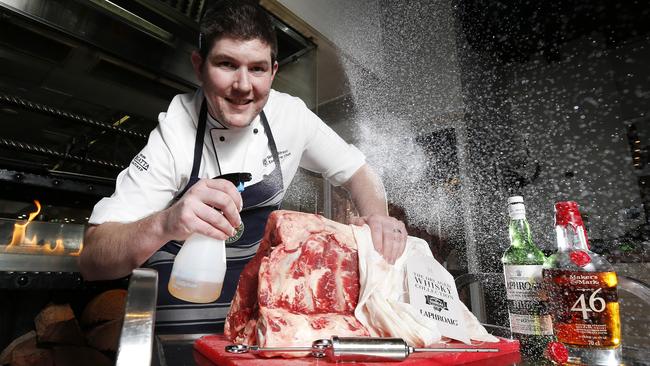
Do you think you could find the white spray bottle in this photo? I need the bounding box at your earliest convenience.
[168,173,251,303]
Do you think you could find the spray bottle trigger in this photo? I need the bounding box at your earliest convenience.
[215,172,252,193]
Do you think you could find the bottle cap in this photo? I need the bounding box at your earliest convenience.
[555,201,591,249]
[554,201,583,227]
[507,196,525,219]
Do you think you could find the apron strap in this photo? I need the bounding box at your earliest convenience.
[259,110,283,184]
[173,99,208,201]
[190,99,209,179]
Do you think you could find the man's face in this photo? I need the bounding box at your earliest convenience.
[191,37,277,129]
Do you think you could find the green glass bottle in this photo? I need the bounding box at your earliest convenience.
[501,196,554,360]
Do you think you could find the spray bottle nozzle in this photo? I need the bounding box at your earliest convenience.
[216,172,252,192]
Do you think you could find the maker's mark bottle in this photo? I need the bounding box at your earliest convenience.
[501,196,554,360]
[543,201,621,365]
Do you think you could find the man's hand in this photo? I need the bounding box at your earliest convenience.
[350,214,407,264]
[162,178,243,241]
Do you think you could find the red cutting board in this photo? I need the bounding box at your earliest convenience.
[193,335,520,366]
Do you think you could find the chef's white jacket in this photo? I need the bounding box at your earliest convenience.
[89,89,366,224]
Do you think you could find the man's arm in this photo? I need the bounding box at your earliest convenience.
[343,163,407,264]
[80,213,171,281]
[80,178,243,281]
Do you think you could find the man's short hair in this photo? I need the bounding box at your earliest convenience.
[199,0,278,64]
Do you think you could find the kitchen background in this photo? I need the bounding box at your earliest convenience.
[1,0,648,352]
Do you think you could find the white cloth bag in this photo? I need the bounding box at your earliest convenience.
[352,225,498,347]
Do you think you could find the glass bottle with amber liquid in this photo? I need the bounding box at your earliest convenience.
[543,201,621,365]
[502,196,554,360]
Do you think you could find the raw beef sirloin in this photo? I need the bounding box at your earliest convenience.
[224,210,369,353]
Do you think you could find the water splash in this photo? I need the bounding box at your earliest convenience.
[320,0,648,276]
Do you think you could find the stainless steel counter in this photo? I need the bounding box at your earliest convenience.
[112,268,217,366]
[152,335,208,366]
[115,268,158,366]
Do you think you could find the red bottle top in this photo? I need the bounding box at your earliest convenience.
[554,201,584,227]
[554,201,592,266]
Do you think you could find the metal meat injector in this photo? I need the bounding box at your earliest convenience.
[226,336,499,362]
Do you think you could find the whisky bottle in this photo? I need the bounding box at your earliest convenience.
[543,201,621,365]
[501,196,554,360]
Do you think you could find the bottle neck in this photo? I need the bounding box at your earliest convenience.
[509,217,535,248]
[555,223,590,251]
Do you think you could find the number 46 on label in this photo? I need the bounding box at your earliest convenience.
[570,288,606,320]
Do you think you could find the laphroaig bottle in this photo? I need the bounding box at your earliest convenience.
[168,172,251,303]
[543,201,621,365]
[502,196,554,360]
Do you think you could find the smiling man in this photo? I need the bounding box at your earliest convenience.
[196,37,275,129]
[80,0,407,334]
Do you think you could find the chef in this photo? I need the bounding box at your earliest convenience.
[79,0,407,334]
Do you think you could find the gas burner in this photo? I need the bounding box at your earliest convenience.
[0,212,85,289]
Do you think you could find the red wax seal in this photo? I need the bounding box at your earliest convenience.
[555,201,591,249]
[570,250,591,267]
[554,201,583,227]
[545,341,569,364]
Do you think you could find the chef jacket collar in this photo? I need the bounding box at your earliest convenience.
[206,110,262,131]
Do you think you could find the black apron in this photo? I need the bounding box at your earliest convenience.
[146,100,283,334]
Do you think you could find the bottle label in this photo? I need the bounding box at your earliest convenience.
[504,265,543,301]
[406,255,471,344]
[509,313,554,335]
[504,265,553,335]
[544,269,620,347]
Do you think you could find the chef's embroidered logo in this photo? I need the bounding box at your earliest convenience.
[226,222,244,244]
[425,295,448,312]
[262,150,291,167]
[131,153,149,171]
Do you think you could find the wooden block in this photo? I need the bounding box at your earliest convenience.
[1,331,34,365]
[52,346,112,366]
[81,289,127,327]
[11,346,54,366]
[0,331,54,366]
[86,319,122,352]
[34,303,85,346]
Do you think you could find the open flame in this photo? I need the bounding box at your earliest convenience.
[6,200,41,250]
[3,200,81,256]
